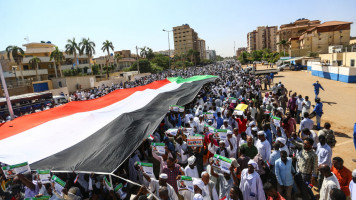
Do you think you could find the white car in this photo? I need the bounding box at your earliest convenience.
[278,64,290,71]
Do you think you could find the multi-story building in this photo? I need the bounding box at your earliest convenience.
[173,24,199,56]
[276,18,321,53]
[236,47,247,58]
[290,21,353,56]
[197,39,207,59]
[247,26,278,52]
[206,50,216,60]
[1,42,90,82]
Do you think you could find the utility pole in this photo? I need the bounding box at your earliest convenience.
[234,41,236,59]
[136,46,140,74]
[163,29,173,69]
[0,62,14,119]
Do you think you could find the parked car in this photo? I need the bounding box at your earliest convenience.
[277,64,291,71]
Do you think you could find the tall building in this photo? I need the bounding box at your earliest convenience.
[236,47,247,58]
[247,26,278,52]
[290,21,353,56]
[173,24,200,56]
[197,39,206,59]
[276,18,321,53]
[206,50,216,60]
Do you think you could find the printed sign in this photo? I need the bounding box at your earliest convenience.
[204,124,216,133]
[215,129,228,140]
[183,128,194,136]
[187,136,203,147]
[51,175,66,196]
[114,183,127,199]
[152,143,165,155]
[203,112,214,120]
[104,176,113,191]
[212,154,232,173]
[177,176,194,192]
[25,196,50,200]
[137,162,154,176]
[272,116,281,127]
[166,128,178,136]
[37,170,51,184]
[1,162,31,179]
[169,105,184,112]
[235,104,248,111]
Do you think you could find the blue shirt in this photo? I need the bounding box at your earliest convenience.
[313,102,323,116]
[269,150,280,169]
[313,83,324,92]
[265,129,273,146]
[216,117,224,129]
[275,157,295,186]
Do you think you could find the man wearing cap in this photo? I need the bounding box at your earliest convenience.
[246,121,256,137]
[239,160,265,200]
[313,80,325,99]
[143,173,179,200]
[184,156,199,178]
[276,137,289,156]
[221,119,232,131]
[201,172,219,200]
[255,131,271,162]
[193,179,207,200]
[197,115,206,133]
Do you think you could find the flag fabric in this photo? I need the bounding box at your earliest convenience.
[0,75,217,174]
[74,174,79,184]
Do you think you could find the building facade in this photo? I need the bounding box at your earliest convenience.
[236,47,247,58]
[173,24,199,56]
[206,50,216,60]
[247,26,277,52]
[197,39,207,59]
[290,21,352,57]
[276,18,321,53]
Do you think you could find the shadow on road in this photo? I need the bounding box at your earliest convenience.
[335,131,352,138]
[321,101,337,106]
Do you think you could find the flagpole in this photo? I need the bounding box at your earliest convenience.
[0,62,14,119]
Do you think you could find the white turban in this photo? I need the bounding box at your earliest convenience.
[248,159,259,170]
[276,137,286,145]
[193,179,204,191]
[252,127,258,131]
[257,131,265,136]
[249,121,256,126]
[188,156,196,165]
[159,173,168,179]
[193,194,203,200]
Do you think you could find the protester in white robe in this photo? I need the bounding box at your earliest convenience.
[239,160,265,200]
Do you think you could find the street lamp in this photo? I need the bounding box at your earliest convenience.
[163,29,173,69]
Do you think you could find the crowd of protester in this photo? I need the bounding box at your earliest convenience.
[1,61,355,200]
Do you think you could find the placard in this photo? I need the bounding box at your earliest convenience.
[215,129,228,140]
[272,116,281,127]
[183,128,194,136]
[37,170,51,184]
[1,162,31,179]
[166,128,178,136]
[169,105,184,112]
[51,175,66,196]
[152,142,165,155]
[204,124,216,133]
[137,162,153,176]
[212,154,232,173]
[187,136,203,147]
[25,196,50,200]
[177,176,194,192]
[203,112,214,120]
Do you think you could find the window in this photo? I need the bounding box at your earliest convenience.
[351,59,355,67]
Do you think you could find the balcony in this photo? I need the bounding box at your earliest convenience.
[4,69,48,78]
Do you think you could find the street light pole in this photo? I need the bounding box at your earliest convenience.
[136,46,140,74]
[163,29,173,69]
[0,62,15,119]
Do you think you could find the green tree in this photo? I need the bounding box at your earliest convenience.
[238,51,250,64]
[140,46,148,58]
[79,38,96,75]
[277,40,290,56]
[101,40,114,77]
[146,47,155,61]
[6,46,25,80]
[49,46,65,77]
[130,59,152,73]
[187,49,200,66]
[65,38,80,68]
[151,54,170,69]
[29,56,41,81]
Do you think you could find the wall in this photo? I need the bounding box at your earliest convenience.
[307,61,356,83]
[49,87,69,96]
[95,77,126,88]
[64,76,96,93]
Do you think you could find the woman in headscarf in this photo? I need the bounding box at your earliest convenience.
[239,160,265,200]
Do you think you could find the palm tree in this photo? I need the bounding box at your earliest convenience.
[101,40,114,77]
[6,46,25,80]
[277,40,290,56]
[65,38,79,69]
[140,46,147,58]
[114,53,123,70]
[146,47,155,61]
[29,56,41,81]
[79,38,96,75]
[50,46,65,77]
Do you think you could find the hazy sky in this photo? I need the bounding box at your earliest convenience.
[1,0,356,57]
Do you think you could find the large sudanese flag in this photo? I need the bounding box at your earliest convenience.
[0,75,217,174]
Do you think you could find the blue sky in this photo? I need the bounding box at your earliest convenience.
[1,0,356,57]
